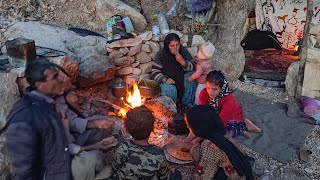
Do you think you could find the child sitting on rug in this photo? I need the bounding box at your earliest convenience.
[188,42,214,105]
[111,106,181,179]
[197,70,261,139]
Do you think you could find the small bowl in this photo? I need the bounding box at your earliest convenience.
[112,82,127,98]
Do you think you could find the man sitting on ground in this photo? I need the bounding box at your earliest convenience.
[5,59,117,180]
[54,68,118,180]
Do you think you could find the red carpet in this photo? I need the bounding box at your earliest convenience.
[244,49,299,74]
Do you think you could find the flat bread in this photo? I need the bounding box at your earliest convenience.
[166,144,193,161]
[164,149,192,164]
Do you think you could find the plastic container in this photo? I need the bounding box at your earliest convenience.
[106,23,113,37]
[152,25,160,36]
[302,98,318,116]
[122,16,134,33]
[158,11,169,34]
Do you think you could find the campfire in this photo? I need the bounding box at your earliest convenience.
[102,80,183,148]
[112,79,160,117]
[118,82,142,117]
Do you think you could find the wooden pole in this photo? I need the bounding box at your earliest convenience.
[96,99,123,110]
[296,0,313,98]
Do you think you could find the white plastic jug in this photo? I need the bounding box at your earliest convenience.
[122,16,134,33]
[158,11,169,34]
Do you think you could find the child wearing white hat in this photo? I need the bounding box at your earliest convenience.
[188,41,215,105]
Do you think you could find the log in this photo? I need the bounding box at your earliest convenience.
[97,99,123,110]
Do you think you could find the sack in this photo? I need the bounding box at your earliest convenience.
[241,30,282,50]
[188,0,212,12]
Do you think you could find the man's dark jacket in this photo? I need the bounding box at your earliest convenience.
[5,92,71,180]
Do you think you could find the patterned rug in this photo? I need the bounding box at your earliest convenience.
[244,49,299,80]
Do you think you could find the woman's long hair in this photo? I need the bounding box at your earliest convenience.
[186,105,254,180]
[160,33,185,102]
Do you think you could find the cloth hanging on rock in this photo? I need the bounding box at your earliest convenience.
[255,0,320,49]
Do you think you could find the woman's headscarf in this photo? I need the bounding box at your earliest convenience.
[209,77,233,111]
[186,105,254,180]
[155,33,192,102]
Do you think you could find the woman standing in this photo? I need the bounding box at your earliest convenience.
[151,33,196,109]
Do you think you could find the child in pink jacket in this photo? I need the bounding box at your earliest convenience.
[188,42,215,104]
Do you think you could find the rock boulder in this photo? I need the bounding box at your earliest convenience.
[285,61,299,97]
[96,0,147,32]
[74,46,107,57]
[0,73,19,129]
[47,56,80,84]
[77,55,115,87]
[4,22,106,56]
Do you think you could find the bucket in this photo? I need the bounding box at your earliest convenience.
[301,98,318,116]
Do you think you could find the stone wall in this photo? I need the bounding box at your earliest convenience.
[106,31,158,82]
[106,30,207,83]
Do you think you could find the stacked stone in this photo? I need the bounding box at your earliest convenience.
[106,30,207,82]
[106,31,162,82]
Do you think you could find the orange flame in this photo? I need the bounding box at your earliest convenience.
[127,82,142,108]
[118,108,127,117]
[294,44,299,52]
[117,82,142,117]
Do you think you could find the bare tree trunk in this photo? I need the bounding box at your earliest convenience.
[296,0,313,98]
[210,0,255,81]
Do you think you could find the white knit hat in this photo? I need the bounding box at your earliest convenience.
[197,42,215,60]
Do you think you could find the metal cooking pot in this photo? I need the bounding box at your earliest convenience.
[112,82,127,98]
[168,113,189,135]
[138,80,160,98]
